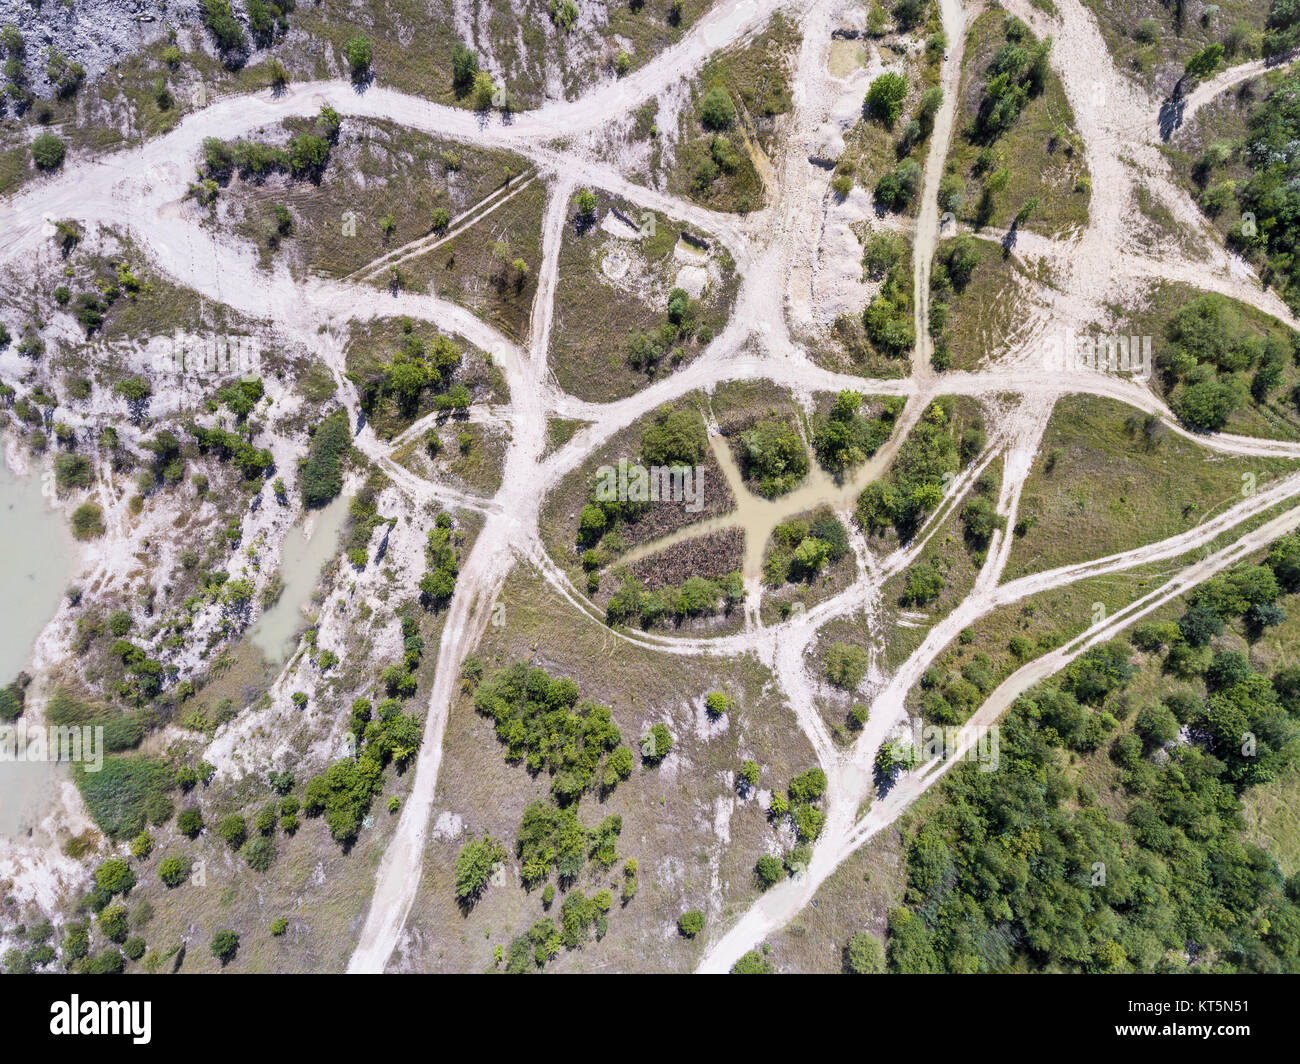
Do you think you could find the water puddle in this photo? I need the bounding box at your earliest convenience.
[617,426,897,580]
[0,445,74,838]
[249,493,351,663]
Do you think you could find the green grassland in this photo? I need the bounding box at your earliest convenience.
[665,13,800,214]
[392,562,818,973]
[944,5,1090,237]
[548,188,739,403]
[1005,394,1298,579]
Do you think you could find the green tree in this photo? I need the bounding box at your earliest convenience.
[454,836,507,901]
[451,42,478,92]
[642,722,673,763]
[865,72,909,127]
[699,85,735,130]
[210,929,239,965]
[158,855,191,888]
[344,35,373,80]
[732,948,774,973]
[755,854,783,888]
[846,931,886,973]
[94,858,135,896]
[32,131,66,171]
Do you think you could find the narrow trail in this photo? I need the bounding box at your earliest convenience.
[912,0,969,386]
[1163,47,1300,139]
[5,0,1300,975]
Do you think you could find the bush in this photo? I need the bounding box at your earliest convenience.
[158,855,191,888]
[846,931,886,973]
[573,188,598,222]
[216,814,247,850]
[32,131,66,171]
[454,836,507,900]
[678,909,705,937]
[344,35,373,79]
[732,949,774,973]
[451,42,478,91]
[1135,704,1179,750]
[864,72,908,127]
[70,502,105,540]
[240,834,276,872]
[756,854,784,888]
[825,642,869,690]
[201,0,246,52]
[176,807,203,838]
[641,408,707,466]
[98,903,129,943]
[210,929,239,965]
[642,722,673,763]
[94,858,136,896]
[301,409,349,507]
[705,691,731,717]
[698,85,735,130]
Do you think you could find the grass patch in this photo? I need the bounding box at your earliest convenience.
[1006,393,1298,579]
[943,6,1090,237]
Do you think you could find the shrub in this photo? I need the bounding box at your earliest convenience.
[200,0,246,52]
[678,909,705,937]
[344,35,373,79]
[642,722,673,763]
[216,814,247,850]
[240,834,276,872]
[756,854,783,887]
[699,85,735,129]
[864,72,908,127]
[846,931,886,973]
[451,42,478,91]
[825,642,869,689]
[129,832,154,859]
[98,903,129,943]
[301,409,349,506]
[732,949,774,973]
[454,835,507,900]
[176,807,203,837]
[70,502,105,540]
[705,691,731,717]
[158,855,191,888]
[210,929,239,964]
[94,858,136,896]
[32,131,66,171]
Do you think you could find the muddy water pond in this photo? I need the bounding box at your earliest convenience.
[618,429,895,580]
[0,446,74,838]
[249,493,351,663]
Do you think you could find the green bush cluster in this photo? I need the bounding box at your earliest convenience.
[472,662,633,802]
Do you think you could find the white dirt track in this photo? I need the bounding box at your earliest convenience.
[4,0,1299,973]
